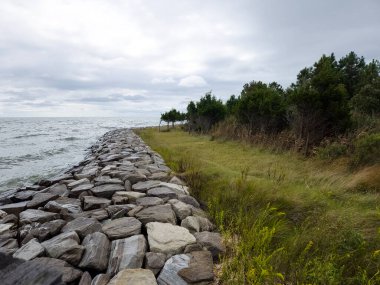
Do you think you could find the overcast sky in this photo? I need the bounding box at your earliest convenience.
[0,0,379,117]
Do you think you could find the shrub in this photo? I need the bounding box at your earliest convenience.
[351,133,380,167]
[317,142,348,160]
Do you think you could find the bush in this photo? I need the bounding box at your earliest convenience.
[317,142,348,160]
[351,133,380,167]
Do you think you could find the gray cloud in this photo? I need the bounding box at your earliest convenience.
[0,0,379,117]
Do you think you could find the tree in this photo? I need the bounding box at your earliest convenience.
[288,54,351,153]
[236,81,287,134]
[226,95,239,116]
[350,77,380,116]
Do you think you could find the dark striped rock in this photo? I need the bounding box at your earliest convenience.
[135,204,176,225]
[61,217,102,239]
[91,273,110,285]
[42,231,84,265]
[102,217,141,240]
[44,198,82,214]
[83,196,111,210]
[19,209,60,225]
[26,193,59,209]
[79,232,110,271]
[0,202,27,216]
[146,187,177,199]
[107,235,147,276]
[157,254,190,285]
[136,197,164,207]
[91,184,125,198]
[30,257,83,283]
[20,219,66,243]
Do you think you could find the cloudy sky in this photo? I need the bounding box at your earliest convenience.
[0,0,379,117]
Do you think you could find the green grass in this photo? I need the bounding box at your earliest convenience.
[136,127,380,285]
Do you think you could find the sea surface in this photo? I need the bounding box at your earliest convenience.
[0,117,156,192]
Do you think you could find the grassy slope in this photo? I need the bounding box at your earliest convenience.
[137,127,380,285]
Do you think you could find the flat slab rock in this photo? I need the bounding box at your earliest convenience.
[91,184,125,198]
[12,238,44,261]
[61,217,102,238]
[19,209,60,225]
[108,269,157,285]
[135,204,177,225]
[102,217,142,240]
[146,222,196,255]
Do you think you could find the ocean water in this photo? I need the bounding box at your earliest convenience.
[0,117,156,192]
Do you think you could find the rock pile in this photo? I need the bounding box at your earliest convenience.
[0,129,225,285]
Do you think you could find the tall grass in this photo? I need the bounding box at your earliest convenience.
[137,127,380,284]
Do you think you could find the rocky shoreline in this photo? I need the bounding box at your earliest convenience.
[0,129,225,285]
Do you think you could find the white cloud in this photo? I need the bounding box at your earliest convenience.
[0,0,379,117]
[178,75,207,87]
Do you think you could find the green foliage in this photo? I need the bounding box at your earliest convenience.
[288,54,351,152]
[350,78,380,116]
[351,133,380,167]
[186,91,226,133]
[160,108,186,129]
[236,81,287,134]
[317,142,348,160]
[226,94,239,116]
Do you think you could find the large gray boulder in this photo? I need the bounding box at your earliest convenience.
[30,257,83,283]
[61,217,102,238]
[79,232,110,271]
[0,202,27,216]
[83,196,111,210]
[20,219,66,243]
[41,231,84,265]
[26,193,58,209]
[168,199,192,220]
[194,231,225,260]
[146,222,196,255]
[108,269,157,285]
[102,217,141,240]
[107,235,147,276]
[91,184,125,198]
[178,251,214,283]
[135,204,176,225]
[19,209,60,225]
[12,238,44,261]
[146,187,177,199]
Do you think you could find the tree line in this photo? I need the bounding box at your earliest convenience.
[161,52,380,154]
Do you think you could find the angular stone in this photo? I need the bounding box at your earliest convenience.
[181,216,200,233]
[0,237,18,255]
[177,194,200,208]
[169,176,186,186]
[41,231,84,265]
[94,176,123,186]
[135,204,176,225]
[44,198,82,214]
[0,214,17,224]
[79,271,92,285]
[132,180,161,192]
[168,199,192,220]
[14,190,37,201]
[178,251,214,283]
[79,232,110,271]
[147,187,177,199]
[30,257,83,283]
[124,180,132,191]
[0,254,64,285]
[159,182,189,195]
[75,167,98,180]
[145,252,166,276]
[108,269,157,285]
[68,178,91,189]
[157,254,190,285]
[197,216,215,232]
[127,205,143,217]
[20,219,67,243]
[136,197,164,207]
[12,238,44,261]
[118,191,145,202]
[70,184,94,196]
[194,232,225,260]
[184,243,203,253]
[0,202,27,216]
[91,184,125,198]
[42,183,69,196]
[107,235,147,276]
[19,209,60,225]
[102,217,141,240]
[26,193,58,209]
[146,222,196,255]
[91,273,110,285]
[111,195,129,205]
[83,196,111,210]
[61,217,102,239]
[0,209,7,218]
[0,223,17,238]
[149,172,169,181]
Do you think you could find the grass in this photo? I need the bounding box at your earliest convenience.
[136,127,380,285]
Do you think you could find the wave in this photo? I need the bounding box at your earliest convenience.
[13,133,50,139]
[0,147,69,166]
[63,136,82,141]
